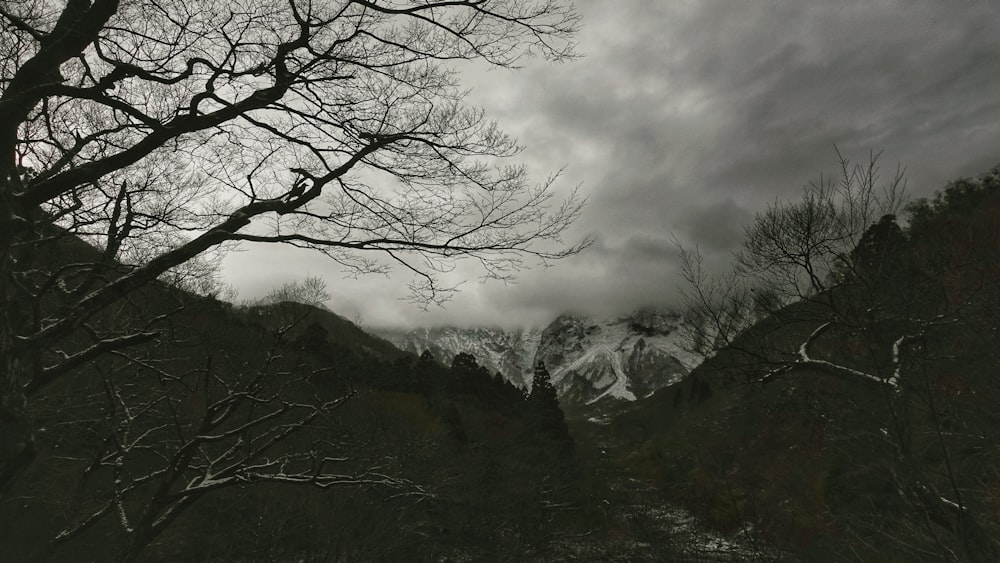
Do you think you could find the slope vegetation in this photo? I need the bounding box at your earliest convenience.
[607,166,1000,561]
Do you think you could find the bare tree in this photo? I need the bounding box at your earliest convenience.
[20,302,430,562]
[0,0,588,491]
[678,152,1000,561]
[251,274,331,308]
[679,150,907,369]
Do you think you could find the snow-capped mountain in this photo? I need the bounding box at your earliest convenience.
[372,308,702,405]
[372,326,541,389]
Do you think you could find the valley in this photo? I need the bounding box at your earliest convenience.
[5,2,1000,561]
[4,164,1000,562]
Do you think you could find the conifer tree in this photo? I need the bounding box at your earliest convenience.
[529,361,558,406]
[413,349,440,394]
[450,352,479,377]
[417,350,437,373]
[527,361,574,463]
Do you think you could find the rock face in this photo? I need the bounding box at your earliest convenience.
[372,326,541,389]
[372,308,701,405]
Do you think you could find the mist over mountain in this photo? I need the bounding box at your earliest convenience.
[372,307,701,405]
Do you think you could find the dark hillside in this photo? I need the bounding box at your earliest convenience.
[0,227,605,562]
[245,300,412,362]
[606,165,1000,561]
[14,169,1000,560]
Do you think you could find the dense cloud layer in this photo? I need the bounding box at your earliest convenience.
[224,0,1000,329]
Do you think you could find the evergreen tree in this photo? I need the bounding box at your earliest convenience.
[527,362,574,464]
[414,349,440,394]
[418,349,437,368]
[851,214,911,290]
[450,352,479,377]
[448,352,495,402]
[529,361,558,407]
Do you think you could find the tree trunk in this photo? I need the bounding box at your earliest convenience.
[0,185,35,494]
[0,341,35,495]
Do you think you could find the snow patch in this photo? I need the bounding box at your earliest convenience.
[371,307,702,404]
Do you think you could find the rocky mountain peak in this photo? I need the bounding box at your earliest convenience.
[371,307,702,406]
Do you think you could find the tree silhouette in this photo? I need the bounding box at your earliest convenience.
[0,0,587,493]
[450,352,480,379]
[679,154,1000,560]
[527,361,573,463]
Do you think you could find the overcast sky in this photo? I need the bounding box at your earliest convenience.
[222,0,1000,329]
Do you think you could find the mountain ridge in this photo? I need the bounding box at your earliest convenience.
[371,308,702,406]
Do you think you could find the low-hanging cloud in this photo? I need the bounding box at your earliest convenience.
[224,0,1000,329]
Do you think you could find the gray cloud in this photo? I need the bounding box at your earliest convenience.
[224,1,1000,329]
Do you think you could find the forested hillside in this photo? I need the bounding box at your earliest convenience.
[0,243,605,561]
[606,163,1000,561]
[7,169,1000,562]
